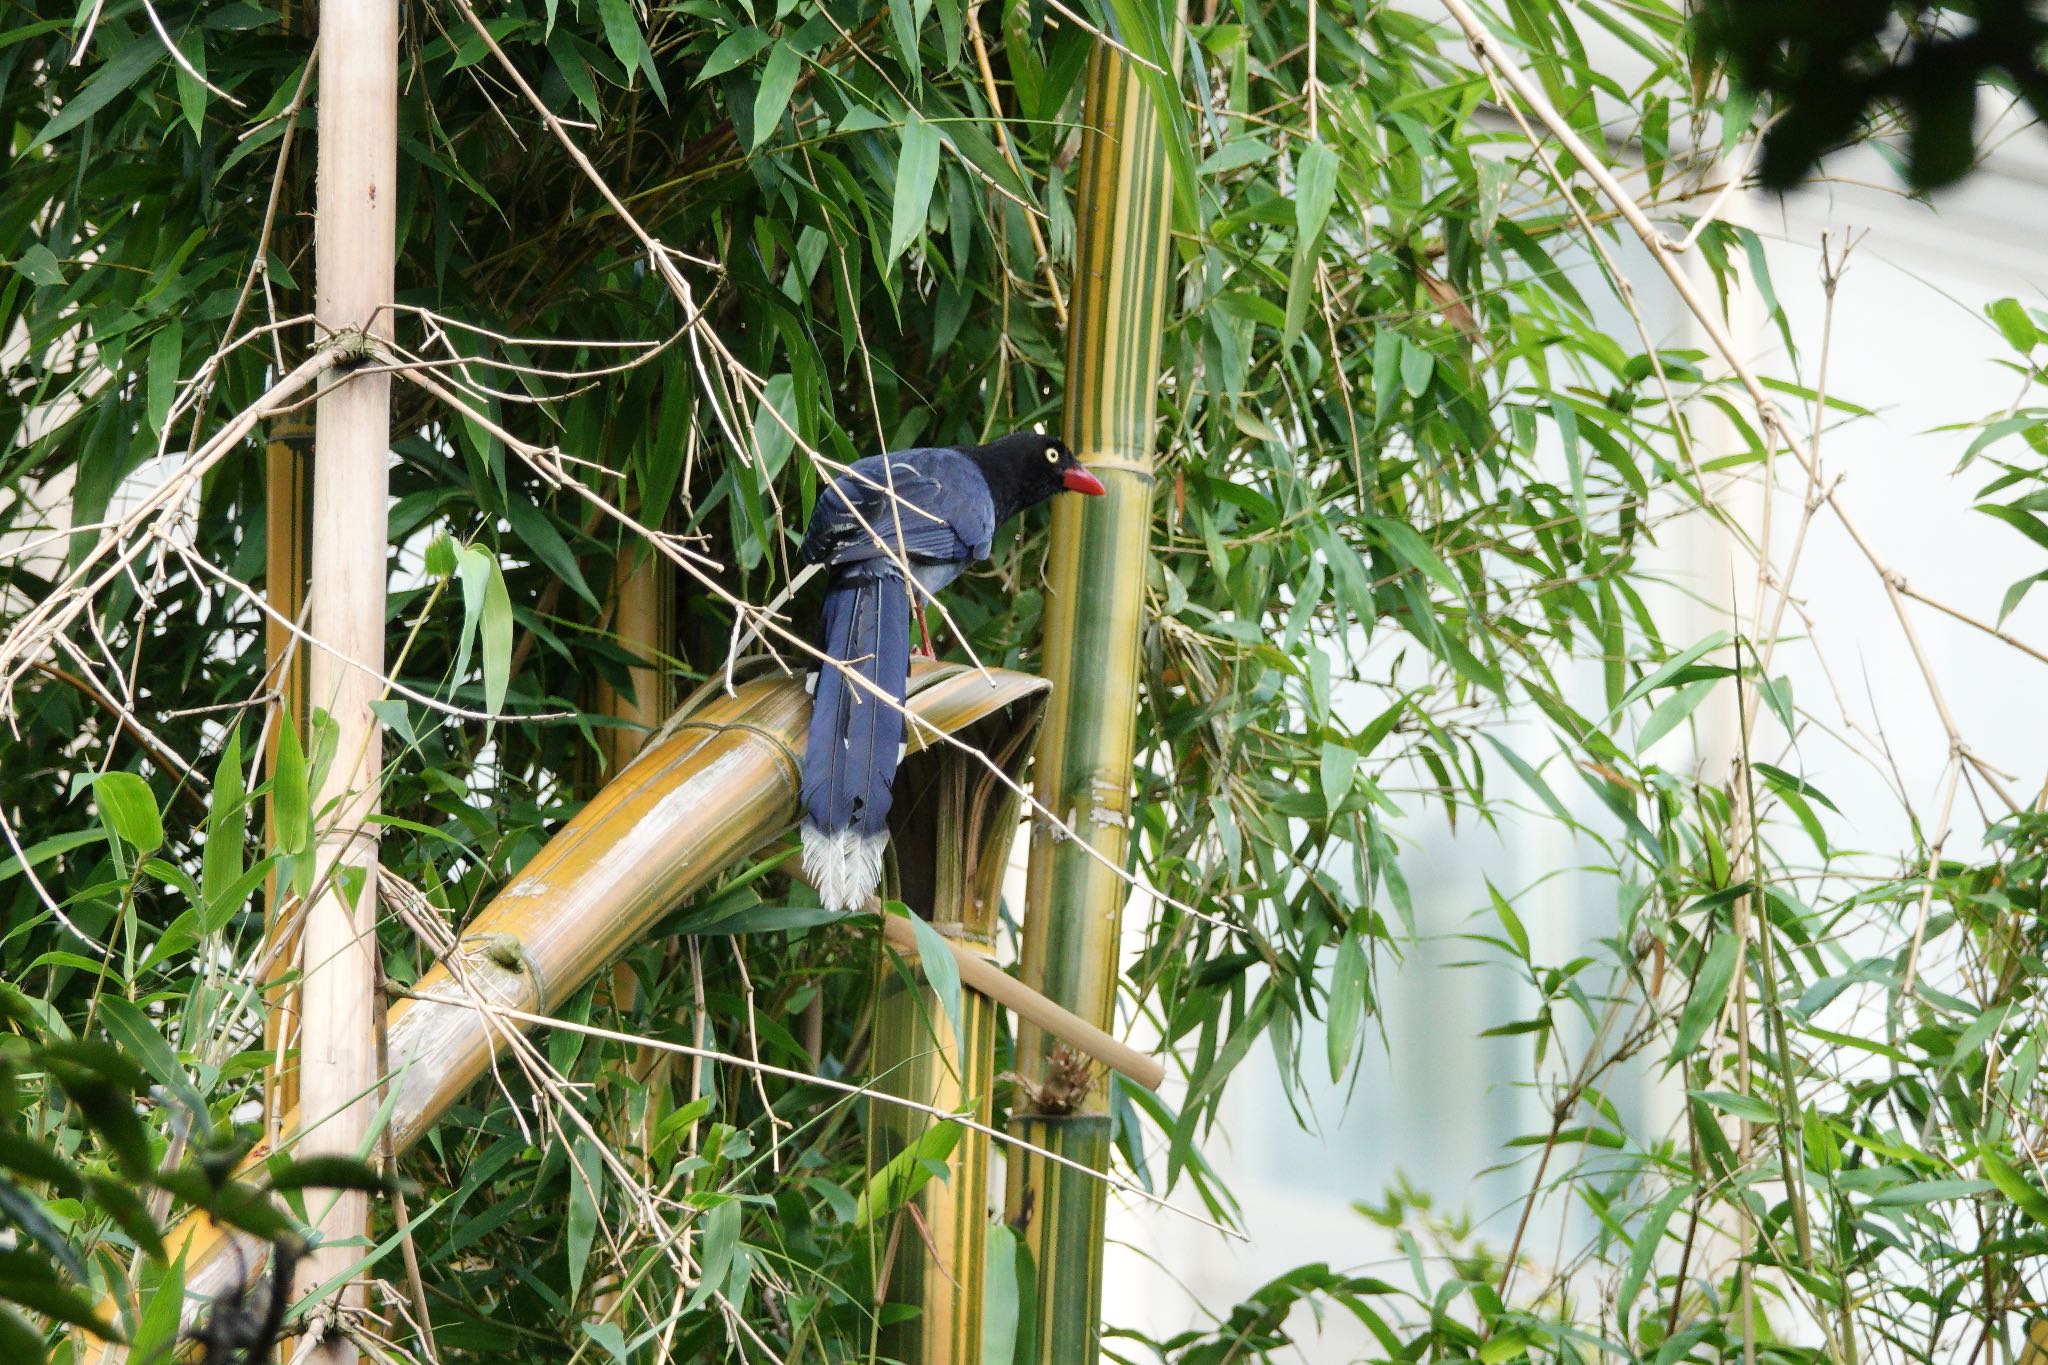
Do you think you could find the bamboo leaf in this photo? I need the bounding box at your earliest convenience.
[273,717,311,859]
[483,558,513,717]
[1326,931,1367,1081]
[905,909,964,1051]
[698,28,769,83]
[566,1132,601,1297]
[1674,932,1738,1057]
[750,43,801,149]
[1981,1149,2048,1227]
[92,773,162,854]
[202,728,247,928]
[29,37,162,150]
[888,113,942,264]
[984,1219,1022,1363]
[1989,297,2038,352]
[854,1120,960,1227]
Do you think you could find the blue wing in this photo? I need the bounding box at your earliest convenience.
[797,448,996,572]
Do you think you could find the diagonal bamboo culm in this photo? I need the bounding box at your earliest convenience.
[1005,33,1177,1365]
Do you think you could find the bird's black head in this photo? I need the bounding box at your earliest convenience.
[967,431,1104,521]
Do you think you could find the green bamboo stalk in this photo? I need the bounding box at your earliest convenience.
[871,699,1043,1364]
[1005,32,1178,1365]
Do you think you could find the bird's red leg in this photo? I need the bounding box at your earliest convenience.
[914,605,935,659]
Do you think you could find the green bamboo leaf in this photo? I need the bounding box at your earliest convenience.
[92,772,163,854]
[1689,1088,1776,1124]
[173,26,207,138]
[594,0,641,81]
[1636,679,1716,753]
[854,1120,961,1227]
[1319,741,1356,813]
[1981,1149,2048,1227]
[1674,932,1738,1057]
[12,243,65,287]
[906,909,964,1052]
[1365,516,1460,594]
[697,28,770,83]
[1371,329,1402,422]
[1988,297,2037,352]
[129,1246,187,1363]
[202,728,247,929]
[273,717,310,859]
[888,114,942,264]
[28,36,163,150]
[1326,931,1367,1081]
[1868,1177,1993,1207]
[684,1199,741,1309]
[482,557,512,717]
[566,1132,600,1297]
[94,998,182,1095]
[1617,632,1730,710]
[750,42,801,149]
[505,498,597,610]
[0,829,103,884]
[1617,1184,1688,1330]
[1398,337,1434,397]
[983,1220,1021,1363]
[1294,141,1339,246]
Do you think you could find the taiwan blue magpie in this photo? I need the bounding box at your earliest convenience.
[797,431,1105,910]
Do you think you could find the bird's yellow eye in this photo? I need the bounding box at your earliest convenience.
[1044,446,1059,462]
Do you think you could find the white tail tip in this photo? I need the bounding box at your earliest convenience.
[801,822,887,911]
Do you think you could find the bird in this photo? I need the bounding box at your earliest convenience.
[796,430,1105,911]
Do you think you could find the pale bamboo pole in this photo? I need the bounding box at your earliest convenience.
[294,0,398,1354]
[1005,30,1179,1363]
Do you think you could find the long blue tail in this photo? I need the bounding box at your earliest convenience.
[800,571,912,910]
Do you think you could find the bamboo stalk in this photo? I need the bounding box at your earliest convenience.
[588,530,673,1325]
[590,533,673,780]
[869,700,1042,1365]
[294,0,399,1356]
[260,0,316,1150]
[1005,30,1179,1363]
[261,415,311,1141]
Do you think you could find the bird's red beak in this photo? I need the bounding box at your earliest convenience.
[1062,467,1106,496]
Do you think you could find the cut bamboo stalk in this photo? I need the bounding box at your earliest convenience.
[88,664,1050,1355]
[294,0,399,1356]
[878,915,1163,1092]
[1006,28,1180,1363]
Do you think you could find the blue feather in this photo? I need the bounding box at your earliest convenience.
[800,568,912,909]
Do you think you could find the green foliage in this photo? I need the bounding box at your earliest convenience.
[2,0,2045,1360]
[1693,0,2048,189]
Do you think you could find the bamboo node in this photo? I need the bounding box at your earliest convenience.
[476,932,528,972]
[1006,1044,1095,1116]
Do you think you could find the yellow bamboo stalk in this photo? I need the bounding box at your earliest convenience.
[591,535,673,779]
[868,700,1044,1364]
[261,415,311,1139]
[294,0,399,1355]
[1006,29,1179,1363]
